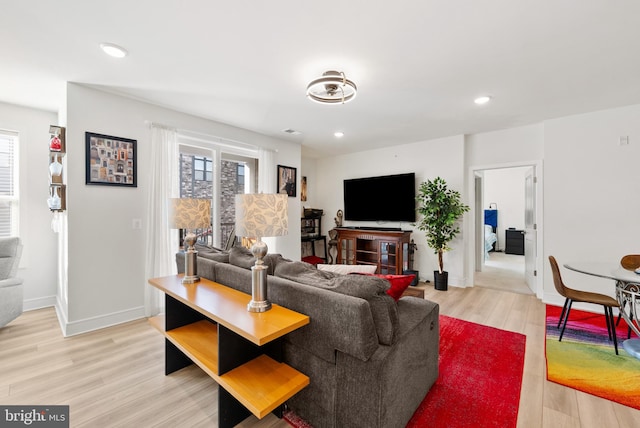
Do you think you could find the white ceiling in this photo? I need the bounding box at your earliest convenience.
[3,1,640,158]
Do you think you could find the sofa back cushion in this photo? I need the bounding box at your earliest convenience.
[274,261,399,345]
[228,246,290,276]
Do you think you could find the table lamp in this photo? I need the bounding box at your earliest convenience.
[169,198,211,284]
[235,193,288,312]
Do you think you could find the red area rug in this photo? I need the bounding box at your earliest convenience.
[285,315,526,427]
[545,305,640,410]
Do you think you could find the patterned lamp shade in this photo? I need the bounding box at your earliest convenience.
[235,194,288,239]
[169,198,211,229]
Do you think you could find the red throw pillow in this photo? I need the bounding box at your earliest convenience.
[350,272,415,301]
[379,274,415,301]
[302,255,324,266]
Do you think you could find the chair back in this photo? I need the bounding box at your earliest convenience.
[620,254,640,271]
[0,237,22,280]
[548,256,568,297]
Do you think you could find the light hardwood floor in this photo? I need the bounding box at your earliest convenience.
[1,286,638,427]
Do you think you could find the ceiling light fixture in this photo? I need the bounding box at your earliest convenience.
[306,70,357,104]
[100,43,128,58]
[474,95,492,105]
[334,131,344,138]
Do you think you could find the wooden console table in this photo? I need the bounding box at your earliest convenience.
[148,275,310,428]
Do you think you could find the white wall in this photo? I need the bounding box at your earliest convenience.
[483,167,527,251]
[0,102,59,309]
[543,104,640,306]
[315,135,467,285]
[62,83,300,335]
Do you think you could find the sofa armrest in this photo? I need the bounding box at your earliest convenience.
[0,277,23,289]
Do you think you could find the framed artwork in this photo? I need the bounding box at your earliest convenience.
[277,165,297,197]
[85,132,137,187]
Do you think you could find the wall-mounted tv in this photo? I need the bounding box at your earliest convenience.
[343,173,416,222]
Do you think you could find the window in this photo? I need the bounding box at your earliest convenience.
[193,156,213,182]
[237,164,245,186]
[178,138,258,248]
[0,130,18,237]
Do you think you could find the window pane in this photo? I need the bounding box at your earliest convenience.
[194,158,204,171]
[0,134,15,196]
[195,171,204,181]
[0,203,12,237]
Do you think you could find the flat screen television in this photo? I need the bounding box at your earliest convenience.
[343,173,416,222]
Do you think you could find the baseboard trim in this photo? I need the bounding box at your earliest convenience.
[23,295,57,311]
[55,304,146,337]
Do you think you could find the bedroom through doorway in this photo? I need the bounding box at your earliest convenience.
[474,166,535,295]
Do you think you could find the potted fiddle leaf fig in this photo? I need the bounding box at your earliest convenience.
[415,177,470,290]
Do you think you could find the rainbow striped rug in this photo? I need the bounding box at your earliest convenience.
[545,305,640,409]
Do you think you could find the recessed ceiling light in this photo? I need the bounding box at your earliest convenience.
[100,43,128,58]
[474,96,492,105]
[334,131,344,138]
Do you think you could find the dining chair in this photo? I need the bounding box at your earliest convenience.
[549,256,620,355]
[619,254,640,338]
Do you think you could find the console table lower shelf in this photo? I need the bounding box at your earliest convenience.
[148,275,310,427]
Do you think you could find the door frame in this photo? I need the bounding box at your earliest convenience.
[466,160,544,299]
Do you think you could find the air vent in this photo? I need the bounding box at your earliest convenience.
[282,128,302,135]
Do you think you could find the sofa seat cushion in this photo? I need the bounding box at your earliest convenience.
[275,261,399,345]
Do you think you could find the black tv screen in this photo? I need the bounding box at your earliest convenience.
[343,173,416,222]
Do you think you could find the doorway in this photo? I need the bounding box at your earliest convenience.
[470,162,542,297]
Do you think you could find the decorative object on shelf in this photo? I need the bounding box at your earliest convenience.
[334,209,343,227]
[169,198,212,284]
[47,186,61,210]
[301,176,307,201]
[49,134,62,151]
[327,229,338,264]
[415,177,470,291]
[235,193,288,312]
[85,132,137,187]
[49,153,63,177]
[403,239,419,286]
[306,70,357,104]
[277,165,297,197]
[48,125,66,213]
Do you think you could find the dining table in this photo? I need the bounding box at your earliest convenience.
[563,261,640,359]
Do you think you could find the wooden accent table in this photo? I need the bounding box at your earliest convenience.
[335,228,412,274]
[148,275,310,428]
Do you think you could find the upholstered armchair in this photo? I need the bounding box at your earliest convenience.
[0,237,23,327]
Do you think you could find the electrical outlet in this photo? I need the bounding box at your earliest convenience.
[132,218,142,229]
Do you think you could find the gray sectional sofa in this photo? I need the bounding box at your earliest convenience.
[176,245,440,428]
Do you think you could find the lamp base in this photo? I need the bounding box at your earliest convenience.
[247,299,272,312]
[183,244,200,285]
[247,246,271,312]
[182,275,200,285]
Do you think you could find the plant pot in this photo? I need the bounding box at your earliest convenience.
[434,271,448,291]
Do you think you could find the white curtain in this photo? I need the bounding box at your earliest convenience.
[144,125,179,316]
[258,147,276,193]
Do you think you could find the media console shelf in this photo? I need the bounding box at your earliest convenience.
[336,228,412,274]
[148,275,310,427]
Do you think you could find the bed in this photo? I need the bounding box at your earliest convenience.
[484,224,497,260]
